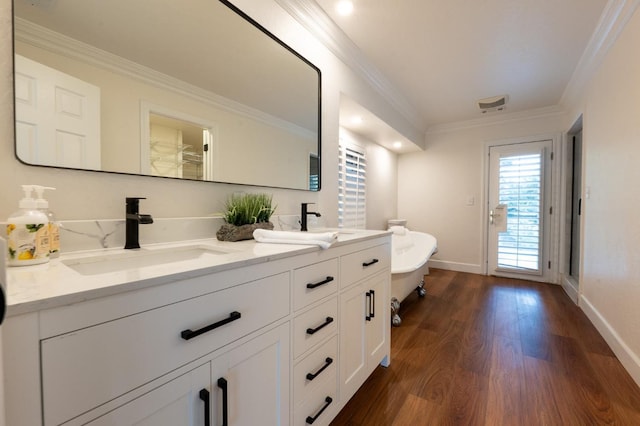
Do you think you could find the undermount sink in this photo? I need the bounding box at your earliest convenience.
[62,244,233,276]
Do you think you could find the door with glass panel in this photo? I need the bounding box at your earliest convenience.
[487,140,553,282]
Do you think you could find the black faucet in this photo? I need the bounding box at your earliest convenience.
[125,197,154,249]
[301,203,321,232]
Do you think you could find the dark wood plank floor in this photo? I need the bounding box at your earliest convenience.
[331,269,640,425]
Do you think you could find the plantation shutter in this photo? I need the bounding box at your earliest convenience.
[338,142,366,229]
[497,152,543,271]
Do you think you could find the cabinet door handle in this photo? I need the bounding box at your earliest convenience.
[199,389,210,426]
[217,378,228,426]
[306,357,333,381]
[306,316,334,335]
[306,396,333,424]
[370,289,375,319]
[181,311,241,340]
[365,291,372,321]
[362,258,379,267]
[306,276,334,289]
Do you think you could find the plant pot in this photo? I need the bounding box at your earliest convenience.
[216,221,274,242]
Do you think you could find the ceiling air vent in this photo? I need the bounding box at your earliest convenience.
[478,95,509,113]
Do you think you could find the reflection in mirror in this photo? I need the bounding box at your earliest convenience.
[148,114,206,180]
[13,0,321,190]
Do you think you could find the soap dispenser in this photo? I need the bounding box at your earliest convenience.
[34,186,60,258]
[6,185,50,266]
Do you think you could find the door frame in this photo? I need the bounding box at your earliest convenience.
[558,115,584,303]
[482,133,563,283]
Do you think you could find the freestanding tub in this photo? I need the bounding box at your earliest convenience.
[390,228,437,326]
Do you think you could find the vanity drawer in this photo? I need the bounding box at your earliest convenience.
[40,272,290,426]
[293,258,339,311]
[293,335,338,407]
[294,374,338,426]
[293,297,338,359]
[341,243,390,289]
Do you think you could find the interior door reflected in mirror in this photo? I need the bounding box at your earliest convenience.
[13,0,321,191]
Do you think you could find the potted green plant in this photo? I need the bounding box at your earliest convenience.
[216,193,276,241]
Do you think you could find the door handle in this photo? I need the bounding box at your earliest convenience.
[217,378,228,426]
[199,389,210,426]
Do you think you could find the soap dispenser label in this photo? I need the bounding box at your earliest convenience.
[49,222,60,255]
[7,223,50,264]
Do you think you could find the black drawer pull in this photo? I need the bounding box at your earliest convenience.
[217,378,228,426]
[306,276,334,289]
[362,258,379,267]
[181,311,241,340]
[306,317,334,335]
[306,357,333,381]
[365,291,372,321]
[199,389,210,426]
[306,396,333,424]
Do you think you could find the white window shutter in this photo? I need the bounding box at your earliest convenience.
[338,141,366,229]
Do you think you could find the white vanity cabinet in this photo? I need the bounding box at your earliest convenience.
[2,231,391,426]
[339,244,391,400]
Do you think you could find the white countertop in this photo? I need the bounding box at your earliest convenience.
[6,229,389,316]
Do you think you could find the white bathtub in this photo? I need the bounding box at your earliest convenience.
[390,229,437,325]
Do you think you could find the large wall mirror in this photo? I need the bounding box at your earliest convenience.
[13,0,321,191]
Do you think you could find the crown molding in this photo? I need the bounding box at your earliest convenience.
[14,18,315,140]
[560,0,640,109]
[274,0,426,133]
[426,105,567,135]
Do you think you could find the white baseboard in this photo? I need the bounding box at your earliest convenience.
[427,259,483,274]
[580,295,640,388]
[560,275,579,304]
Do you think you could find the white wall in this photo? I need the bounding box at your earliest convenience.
[397,113,566,273]
[0,0,413,231]
[577,6,640,384]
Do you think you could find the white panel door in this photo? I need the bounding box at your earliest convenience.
[339,282,367,398]
[87,363,210,426]
[365,272,389,374]
[14,54,101,169]
[211,324,290,426]
[487,140,553,282]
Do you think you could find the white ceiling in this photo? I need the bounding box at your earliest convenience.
[312,0,609,149]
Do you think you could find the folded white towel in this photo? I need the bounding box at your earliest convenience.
[389,225,407,235]
[253,229,338,249]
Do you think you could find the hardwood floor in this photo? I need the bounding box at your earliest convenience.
[331,269,640,425]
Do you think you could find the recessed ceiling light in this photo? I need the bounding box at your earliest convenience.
[393,141,402,149]
[336,1,354,16]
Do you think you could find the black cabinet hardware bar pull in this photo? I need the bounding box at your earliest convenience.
[199,389,210,426]
[306,396,333,424]
[181,311,241,340]
[217,378,228,426]
[306,276,334,289]
[306,357,333,381]
[365,291,371,321]
[306,317,334,335]
[370,289,375,319]
[362,258,379,267]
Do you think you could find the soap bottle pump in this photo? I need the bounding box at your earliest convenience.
[6,185,50,266]
[34,186,60,258]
